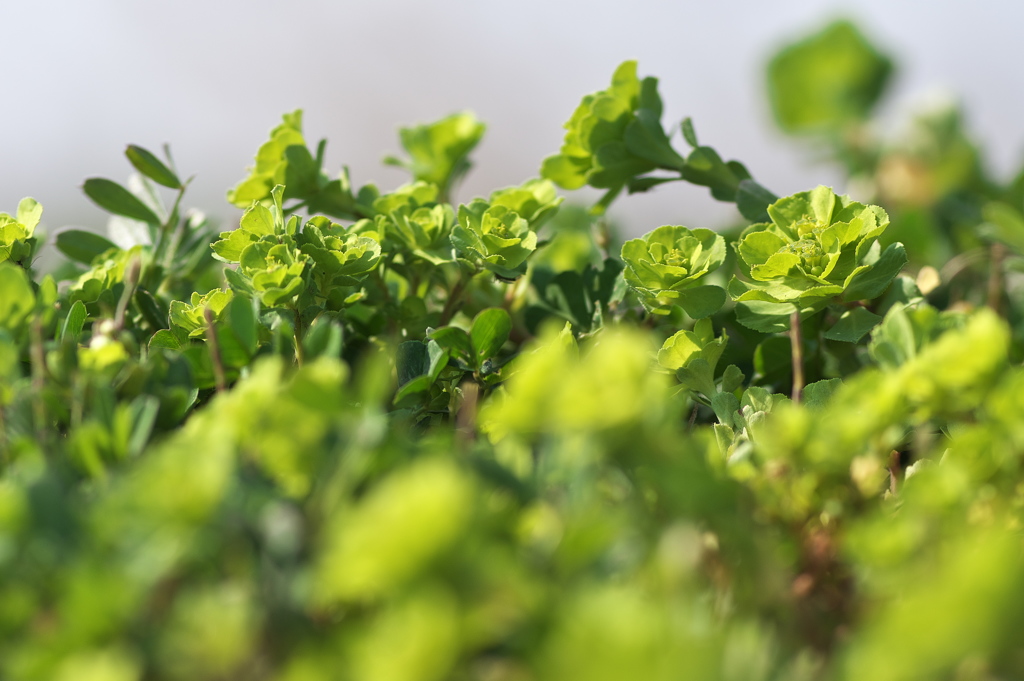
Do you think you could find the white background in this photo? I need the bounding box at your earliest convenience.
[3,0,1021,240]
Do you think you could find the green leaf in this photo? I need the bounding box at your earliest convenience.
[681,117,699,148]
[428,326,474,368]
[681,146,741,201]
[627,176,679,193]
[824,306,882,342]
[134,288,168,330]
[736,180,777,222]
[623,110,686,171]
[734,300,797,334]
[868,303,918,369]
[802,378,843,411]
[677,284,726,319]
[983,202,1024,253]
[302,316,343,360]
[126,395,161,457]
[240,203,276,237]
[61,300,88,342]
[16,197,43,232]
[767,19,893,133]
[711,391,740,427]
[737,231,788,268]
[125,145,181,189]
[470,308,511,365]
[676,357,717,397]
[721,364,745,393]
[394,340,450,403]
[0,265,36,332]
[55,229,119,264]
[149,328,186,351]
[283,144,320,199]
[83,178,161,224]
[396,340,445,387]
[223,266,255,295]
[227,295,259,356]
[393,112,486,194]
[843,242,907,302]
[753,337,792,386]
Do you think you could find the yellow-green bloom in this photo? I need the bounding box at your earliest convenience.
[621,225,726,317]
[731,185,901,308]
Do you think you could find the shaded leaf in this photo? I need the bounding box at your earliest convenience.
[83,178,161,224]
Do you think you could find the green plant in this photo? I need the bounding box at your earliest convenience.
[2,20,1024,681]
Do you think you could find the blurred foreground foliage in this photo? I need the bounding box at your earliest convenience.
[3,18,1024,681]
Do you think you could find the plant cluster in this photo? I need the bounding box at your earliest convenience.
[3,19,1024,681]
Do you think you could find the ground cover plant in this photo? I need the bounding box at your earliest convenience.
[3,18,1024,681]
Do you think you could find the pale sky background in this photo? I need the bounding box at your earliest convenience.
[4,0,1022,244]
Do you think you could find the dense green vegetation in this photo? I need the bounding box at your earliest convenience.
[3,19,1024,681]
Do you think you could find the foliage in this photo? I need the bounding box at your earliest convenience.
[3,20,1024,681]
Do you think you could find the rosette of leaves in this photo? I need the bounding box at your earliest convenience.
[657,318,730,399]
[451,201,537,280]
[69,245,150,309]
[370,182,454,264]
[237,238,310,308]
[227,110,376,220]
[0,198,42,270]
[730,185,906,331]
[295,216,382,296]
[540,61,679,208]
[383,112,486,201]
[489,178,563,232]
[621,225,727,318]
[540,61,770,218]
[168,289,235,338]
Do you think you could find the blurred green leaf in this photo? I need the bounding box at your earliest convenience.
[768,19,893,134]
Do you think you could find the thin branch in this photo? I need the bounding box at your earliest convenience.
[440,270,473,325]
[790,309,804,404]
[987,242,1007,317]
[204,307,227,393]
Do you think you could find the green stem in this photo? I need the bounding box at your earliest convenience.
[0,401,7,462]
[156,184,188,271]
[114,255,142,333]
[292,305,306,366]
[439,269,473,325]
[30,317,49,452]
[790,309,804,403]
[987,242,1007,317]
[204,307,227,393]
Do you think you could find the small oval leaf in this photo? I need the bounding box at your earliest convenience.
[470,308,512,364]
[55,229,119,264]
[83,178,161,224]
[125,145,181,189]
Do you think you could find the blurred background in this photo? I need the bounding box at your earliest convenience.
[4,0,1023,239]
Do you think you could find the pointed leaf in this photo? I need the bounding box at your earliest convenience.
[843,242,907,302]
[824,306,882,342]
[681,117,699,148]
[736,180,777,222]
[470,308,512,364]
[125,145,181,189]
[61,300,88,342]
